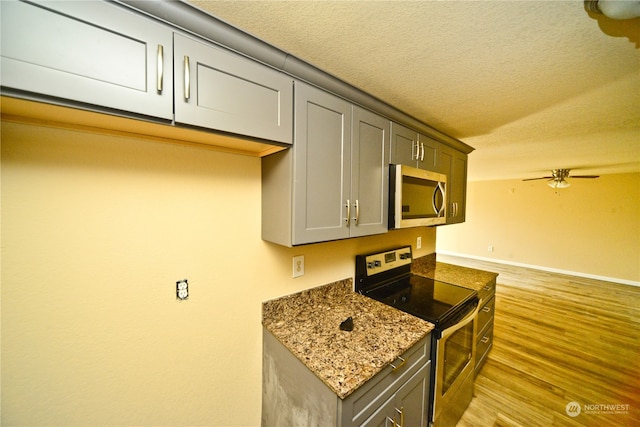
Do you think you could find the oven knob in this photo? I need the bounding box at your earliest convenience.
[374,261,382,267]
[367,262,374,269]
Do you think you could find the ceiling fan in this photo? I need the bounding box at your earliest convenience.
[522,169,600,188]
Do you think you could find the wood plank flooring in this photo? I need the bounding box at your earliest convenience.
[438,256,640,427]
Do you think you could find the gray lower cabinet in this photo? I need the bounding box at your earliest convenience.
[475,278,496,375]
[173,33,293,145]
[262,81,388,246]
[359,364,430,427]
[438,145,468,224]
[0,0,174,120]
[262,329,431,427]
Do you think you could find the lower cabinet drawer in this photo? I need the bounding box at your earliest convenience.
[477,296,495,333]
[475,321,493,373]
[477,278,496,304]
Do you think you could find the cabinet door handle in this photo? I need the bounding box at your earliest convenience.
[481,336,490,344]
[183,55,191,101]
[483,285,492,291]
[390,356,406,371]
[482,306,492,313]
[156,45,164,93]
[354,199,359,226]
[420,142,425,161]
[386,416,398,427]
[395,407,404,427]
[345,199,351,226]
[411,141,417,161]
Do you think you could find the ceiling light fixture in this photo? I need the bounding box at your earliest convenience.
[548,180,571,189]
[523,169,599,187]
[547,169,571,189]
[585,0,640,19]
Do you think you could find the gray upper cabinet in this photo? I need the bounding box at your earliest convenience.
[390,122,437,171]
[262,81,389,246]
[173,34,293,145]
[390,122,418,166]
[292,82,352,244]
[391,121,469,225]
[438,145,468,224]
[417,134,439,171]
[0,0,173,120]
[350,105,390,238]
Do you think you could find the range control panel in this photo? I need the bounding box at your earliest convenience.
[362,246,412,276]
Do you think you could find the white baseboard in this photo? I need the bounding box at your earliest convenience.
[436,251,640,288]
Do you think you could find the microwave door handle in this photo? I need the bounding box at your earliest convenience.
[433,183,445,217]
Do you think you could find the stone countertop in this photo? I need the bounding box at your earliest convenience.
[262,278,434,399]
[411,253,498,291]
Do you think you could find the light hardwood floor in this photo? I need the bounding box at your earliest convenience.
[438,255,640,427]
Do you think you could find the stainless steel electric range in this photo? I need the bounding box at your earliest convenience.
[356,246,479,427]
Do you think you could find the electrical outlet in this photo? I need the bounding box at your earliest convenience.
[488,245,494,253]
[176,279,189,300]
[292,255,305,278]
[417,236,422,250]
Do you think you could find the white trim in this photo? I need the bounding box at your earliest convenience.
[437,251,640,288]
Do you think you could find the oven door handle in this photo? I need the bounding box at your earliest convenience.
[439,303,479,340]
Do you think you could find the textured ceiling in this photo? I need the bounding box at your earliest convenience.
[188,0,639,181]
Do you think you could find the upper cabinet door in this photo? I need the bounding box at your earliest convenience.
[390,123,438,172]
[390,122,419,167]
[438,146,468,224]
[417,134,438,172]
[0,0,173,120]
[292,82,351,244]
[350,106,389,238]
[174,34,293,145]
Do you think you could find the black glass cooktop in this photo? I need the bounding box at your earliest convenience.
[362,275,478,330]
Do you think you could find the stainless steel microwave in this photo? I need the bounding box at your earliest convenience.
[389,164,447,229]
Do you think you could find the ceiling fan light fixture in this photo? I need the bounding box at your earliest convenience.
[548,179,570,189]
[585,0,640,19]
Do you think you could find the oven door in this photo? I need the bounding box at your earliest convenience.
[431,304,479,427]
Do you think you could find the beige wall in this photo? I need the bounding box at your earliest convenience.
[1,121,435,426]
[436,174,640,283]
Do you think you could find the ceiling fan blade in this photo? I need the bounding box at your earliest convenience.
[522,177,553,181]
[571,175,600,179]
